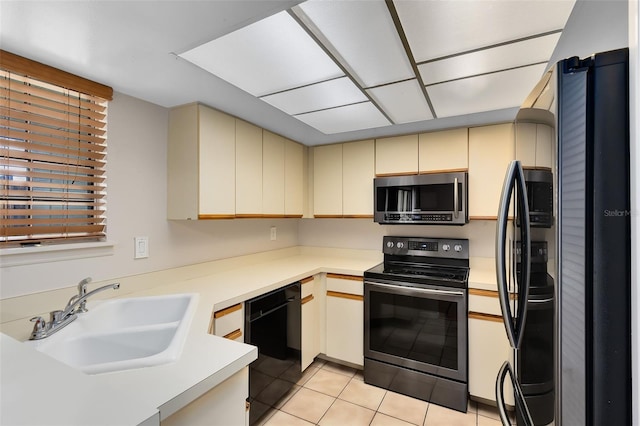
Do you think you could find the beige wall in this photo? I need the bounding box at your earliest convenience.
[0,93,298,299]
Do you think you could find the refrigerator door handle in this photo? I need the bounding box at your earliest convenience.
[496,361,535,426]
[496,160,531,349]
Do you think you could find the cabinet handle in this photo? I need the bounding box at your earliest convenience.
[223,329,242,340]
[327,290,363,301]
[214,303,242,319]
[469,311,504,322]
[327,273,363,282]
[301,276,314,285]
[301,294,314,305]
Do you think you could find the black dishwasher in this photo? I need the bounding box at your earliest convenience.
[245,282,301,425]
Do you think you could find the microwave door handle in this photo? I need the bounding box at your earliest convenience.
[453,177,459,218]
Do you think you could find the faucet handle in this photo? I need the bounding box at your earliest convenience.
[30,316,46,334]
[49,310,64,324]
[77,277,92,295]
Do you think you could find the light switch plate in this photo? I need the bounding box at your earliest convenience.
[270,226,277,241]
[134,236,149,259]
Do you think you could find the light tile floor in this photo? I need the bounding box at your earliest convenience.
[256,359,510,426]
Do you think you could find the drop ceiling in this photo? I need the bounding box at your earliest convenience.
[0,0,575,145]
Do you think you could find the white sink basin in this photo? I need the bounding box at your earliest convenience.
[26,293,198,375]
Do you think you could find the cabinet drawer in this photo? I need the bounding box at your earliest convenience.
[326,273,363,296]
[212,303,243,340]
[301,276,315,299]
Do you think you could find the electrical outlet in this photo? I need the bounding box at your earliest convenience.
[134,236,149,259]
[270,226,277,241]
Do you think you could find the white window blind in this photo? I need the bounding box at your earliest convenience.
[1,50,113,247]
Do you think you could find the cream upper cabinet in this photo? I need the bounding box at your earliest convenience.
[284,139,304,217]
[515,123,553,170]
[262,131,285,216]
[313,144,343,217]
[342,140,375,217]
[235,119,262,216]
[375,135,419,176]
[168,103,235,220]
[468,123,515,220]
[419,128,468,173]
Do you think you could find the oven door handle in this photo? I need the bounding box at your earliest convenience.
[367,281,464,297]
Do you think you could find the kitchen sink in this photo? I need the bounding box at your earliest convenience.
[26,293,198,374]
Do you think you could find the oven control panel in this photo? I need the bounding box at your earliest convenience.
[383,236,469,259]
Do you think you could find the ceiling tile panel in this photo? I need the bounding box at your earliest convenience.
[428,63,548,118]
[179,11,343,96]
[295,102,391,134]
[261,77,367,115]
[418,33,561,85]
[394,0,575,62]
[295,0,414,88]
[367,80,433,124]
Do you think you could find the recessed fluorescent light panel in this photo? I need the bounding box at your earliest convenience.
[179,0,575,135]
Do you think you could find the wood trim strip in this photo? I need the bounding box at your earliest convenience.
[327,273,363,282]
[342,215,374,219]
[469,288,517,300]
[1,50,113,100]
[418,168,469,174]
[469,311,504,323]
[314,215,344,218]
[469,288,499,297]
[375,172,419,177]
[223,329,243,340]
[235,214,265,219]
[301,294,314,305]
[198,214,236,220]
[214,303,242,319]
[301,276,314,284]
[327,290,364,301]
[284,215,304,218]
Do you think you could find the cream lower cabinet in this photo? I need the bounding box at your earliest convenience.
[468,290,514,405]
[162,367,249,426]
[325,274,364,367]
[211,303,244,342]
[301,276,320,370]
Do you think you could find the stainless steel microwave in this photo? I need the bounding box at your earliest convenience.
[374,172,469,225]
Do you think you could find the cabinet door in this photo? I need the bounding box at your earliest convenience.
[235,119,263,216]
[263,131,285,216]
[284,139,304,217]
[301,276,320,371]
[325,274,363,366]
[516,123,553,170]
[198,105,236,218]
[313,144,343,217]
[168,104,199,220]
[342,140,375,217]
[419,128,468,173]
[468,314,514,405]
[468,123,514,219]
[375,135,419,175]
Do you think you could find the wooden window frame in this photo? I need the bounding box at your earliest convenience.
[1,50,113,248]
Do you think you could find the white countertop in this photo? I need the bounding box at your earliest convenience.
[1,249,382,426]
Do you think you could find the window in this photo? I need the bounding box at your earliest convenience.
[1,50,113,248]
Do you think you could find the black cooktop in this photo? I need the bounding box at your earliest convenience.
[364,261,469,289]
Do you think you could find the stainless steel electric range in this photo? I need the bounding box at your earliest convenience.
[363,236,469,413]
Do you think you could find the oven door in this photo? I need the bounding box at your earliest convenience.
[364,279,467,383]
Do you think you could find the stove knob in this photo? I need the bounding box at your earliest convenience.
[397,242,404,249]
[442,244,450,252]
[454,244,463,252]
[386,241,394,248]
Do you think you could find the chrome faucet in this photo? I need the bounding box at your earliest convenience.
[29,277,120,340]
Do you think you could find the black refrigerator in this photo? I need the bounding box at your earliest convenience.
[494,48,631,425]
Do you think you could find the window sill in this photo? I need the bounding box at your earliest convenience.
[0,241,115,267]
